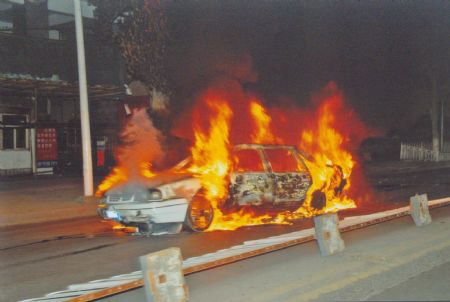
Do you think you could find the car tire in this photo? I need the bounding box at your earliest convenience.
[135,222,152,235]
[184,190,214,232]
[311,189,326,210]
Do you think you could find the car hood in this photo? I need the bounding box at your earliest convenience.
[142,171,195,188]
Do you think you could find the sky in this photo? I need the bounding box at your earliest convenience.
[162,0,450,136]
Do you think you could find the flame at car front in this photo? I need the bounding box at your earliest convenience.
[187,98,232,207]
[96,108,161,197]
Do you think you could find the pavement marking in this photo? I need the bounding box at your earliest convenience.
[255,215,450,302]
[286,230,450,301]
[250,259,363,302]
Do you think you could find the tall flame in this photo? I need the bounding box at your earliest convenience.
[292,96,357,218]
[98,81,371,232]
[187,98,232,206]
[250,100,282,144]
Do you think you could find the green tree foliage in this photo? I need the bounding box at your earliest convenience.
[89,0,170,95]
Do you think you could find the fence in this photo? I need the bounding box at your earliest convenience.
[400,142,450,161]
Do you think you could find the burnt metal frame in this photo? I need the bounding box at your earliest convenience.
[233,143,311,174]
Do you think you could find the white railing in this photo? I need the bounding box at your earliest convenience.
[400,142,450,161]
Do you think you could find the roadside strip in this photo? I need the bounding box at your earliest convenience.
[21,197,450,302]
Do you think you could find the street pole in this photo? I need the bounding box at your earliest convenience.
[441,99,444,152]
[74,0,93,196]
[31,88,37,174]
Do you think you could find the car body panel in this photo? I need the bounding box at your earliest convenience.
[99,198,189,224]
[229,172,275,206]
[273,172,312,203]
[98,144,317,233]
[157,178,202,200]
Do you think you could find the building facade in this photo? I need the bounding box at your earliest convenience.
[0,0,124,176]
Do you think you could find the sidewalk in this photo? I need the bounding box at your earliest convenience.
[0,175,100,228]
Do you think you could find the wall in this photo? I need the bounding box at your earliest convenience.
[0,149,32,175]
[0,32,123,85]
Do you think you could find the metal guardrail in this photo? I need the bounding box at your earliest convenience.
[21,197,450,302]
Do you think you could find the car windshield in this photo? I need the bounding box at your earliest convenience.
[264,148,308,173]
[233,149,265,172]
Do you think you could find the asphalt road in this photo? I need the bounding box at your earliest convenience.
[100,204,450,302]
[0,216,315,301]
[2,161,450,301]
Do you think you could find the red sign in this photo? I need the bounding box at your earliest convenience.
[97,137,106,167]
[37,128,58,167]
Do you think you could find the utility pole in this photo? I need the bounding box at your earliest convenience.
[74,0,93,196]
[441,99,444,152]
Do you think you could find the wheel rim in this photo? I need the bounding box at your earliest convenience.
[189,196,214,231]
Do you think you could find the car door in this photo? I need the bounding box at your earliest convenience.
[263,147,312,205]
[229,147,275,206]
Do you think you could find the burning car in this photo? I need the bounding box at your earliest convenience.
[98,144,346,234]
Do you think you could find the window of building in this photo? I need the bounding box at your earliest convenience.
[1,114,28,150]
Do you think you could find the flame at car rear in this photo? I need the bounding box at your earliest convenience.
[293,87,358,218]
[183,81,369,231]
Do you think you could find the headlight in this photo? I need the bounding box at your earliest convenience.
[158,185,177,200]
[148,189,163,201]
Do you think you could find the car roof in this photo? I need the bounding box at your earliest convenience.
[234,143,297,150]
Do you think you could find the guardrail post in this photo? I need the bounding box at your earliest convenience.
[314,213,345,256]
[140,247,188,302]
[410,194,432,226]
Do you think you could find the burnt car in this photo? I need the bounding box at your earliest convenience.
[98,144,343,234]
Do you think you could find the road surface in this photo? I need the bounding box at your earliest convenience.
[2,161,450,301]
[100,204,450,302]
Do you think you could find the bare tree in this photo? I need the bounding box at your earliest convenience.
[89,0,170,96]
[411,10,450,155]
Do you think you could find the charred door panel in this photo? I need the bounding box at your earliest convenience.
[229,173,275,206]
[273,172,311,203]
[229,147,275,206]
[263,147,312,204]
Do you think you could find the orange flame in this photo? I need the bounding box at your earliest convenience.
[250,100,282,144]
[298,98,356,214]
[98,82,370,232]
[96,108,162,196]
[187,98,232,206]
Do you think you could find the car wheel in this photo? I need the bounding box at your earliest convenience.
[184,191,214,232]
[133,222,152,235]
[311,189,326,210]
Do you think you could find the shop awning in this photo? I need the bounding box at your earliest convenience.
[0,76,125,100]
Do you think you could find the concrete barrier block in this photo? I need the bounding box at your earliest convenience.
[410,194,432,226]
[140,247,188,302]
[314,213,345,256]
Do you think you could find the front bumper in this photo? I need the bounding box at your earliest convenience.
[98,198,189,224]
